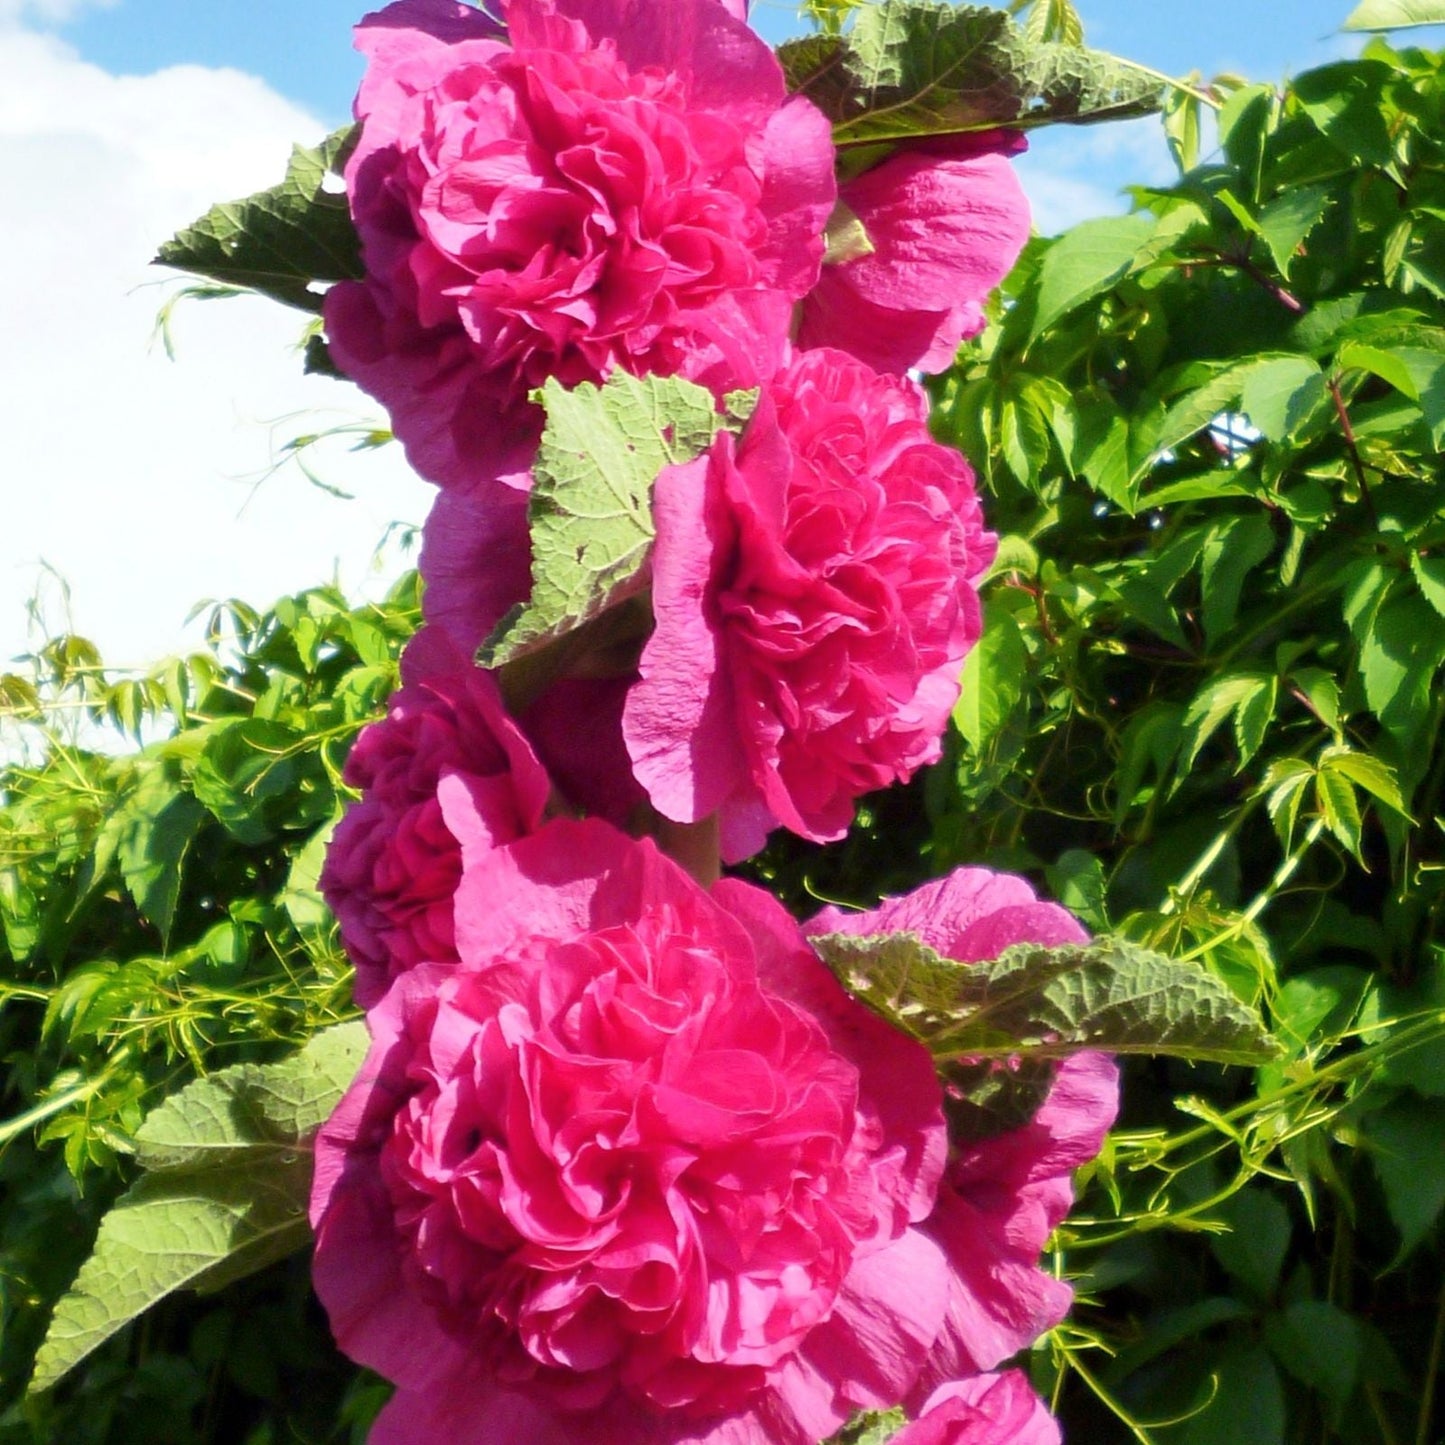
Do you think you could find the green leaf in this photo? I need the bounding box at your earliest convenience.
[811,933,1280,1066]
[1390,346,1445,446]
[1257,184,1333,279]
[1318,746,1409,818]
[1070,395,1135,509]
[1344,0,1445,28]
[479,374,753,669]
[1031,215,1155,339]
[1289,667,1342,734]
[155,128,361,313]
[1335,340,1421,398]
[1239,355,1326,442]
[1262,757,1314,850]
[1410,552,1445,617]
[1316,765,1363,858]
[787,0,1160,169]
[96,768,206,945]
[1365,1097,1445,1259]
[1210,1187,1292,1301]
[1200,513,1277,647]
[1272,966,1370,1055]
[1181,672,1276,771]
[30,1168,312,1394]
[1264,1299,1363,1401]
[132,1020,366,1173]
[29,1023,366,1393]
[1044,849,1109,933]
[954,601,1027,752]
[1163,83,1203,172]
[1292,62,1395,168]
[1359,590,1445,738]
[1020,0,1084,44]
[1179,1344,1286,1445]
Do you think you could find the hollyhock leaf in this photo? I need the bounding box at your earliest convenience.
[132,1020,368,1172]
[30,1023,367,1393]
[479,373,756,669]
[781,0,1160,170]
[156,127,362,313]
[812,932,1280,1065]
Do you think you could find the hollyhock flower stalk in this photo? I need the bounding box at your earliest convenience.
[326,0,836,491]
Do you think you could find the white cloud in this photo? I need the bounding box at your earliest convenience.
[1016,115,1178,236]
[0,0,114,24]
[0,19,433,672]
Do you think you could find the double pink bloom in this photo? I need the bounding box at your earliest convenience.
[313,822,1115,1445]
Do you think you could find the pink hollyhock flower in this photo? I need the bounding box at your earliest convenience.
[311,819,950,1444]
[624,347,997,861]
[809,869,1119,1393]
[320,627,551,1007]
[893,1372,1061,1445]
[799,134,1032,375]
[326,0,835,491]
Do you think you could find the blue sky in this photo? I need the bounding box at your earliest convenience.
[24,0,1426,127]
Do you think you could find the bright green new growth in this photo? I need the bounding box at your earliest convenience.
[479,373,756,669]
[155,127,361,314]
[29,1022,367,1394]
[812,932,1280,1064]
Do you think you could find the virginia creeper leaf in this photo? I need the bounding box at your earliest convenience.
[479,374,756,668]
[155,128,361,313]
[95,768,206,947]
[1031,215,1155,339]
[1344,0,1445,28]
[29,1022,367,1393]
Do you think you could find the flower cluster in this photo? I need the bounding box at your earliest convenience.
[310,1,1106,1442]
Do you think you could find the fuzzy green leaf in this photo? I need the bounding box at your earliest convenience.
[480,374,755,669]
[782,0,1159,168]
[812,932,1279,1065]
[1344,0,1445,28]
[133,1021,367,1172]
[155,128,361,313]
[29,1023,367,1393]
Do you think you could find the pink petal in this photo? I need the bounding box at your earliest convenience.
[624,454,747,824]
[799,134,1030,374]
